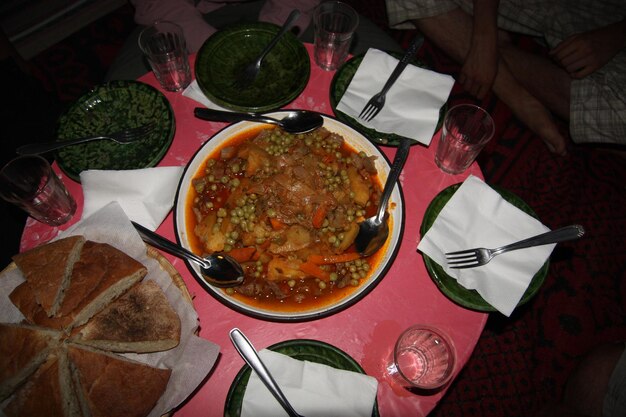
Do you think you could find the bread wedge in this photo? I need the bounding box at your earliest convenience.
[12,236,85,317]
[2,349,81,417]
[0,322,61,401]
[9,282,74,331]
[63,241,147,327]
[71,280,181,353]
[68,345,171,417]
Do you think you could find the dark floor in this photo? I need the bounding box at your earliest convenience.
[0,4,136,268]
[0,59,60,267]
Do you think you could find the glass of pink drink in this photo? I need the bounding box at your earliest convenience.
[435,104,495,175]
[139,21,191,92]
[313,2,359,71]
[0,155,76,226]
[387,325,456,391]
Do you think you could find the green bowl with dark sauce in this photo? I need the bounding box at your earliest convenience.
[330,52,447,147]
[224,339,380,417]
[195,22,310,112]
[419,183,549,312]
[55,80,175,182]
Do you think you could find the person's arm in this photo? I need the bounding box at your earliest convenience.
[131,0,216,52]
[549,18,626,79]
[459,0,500,99]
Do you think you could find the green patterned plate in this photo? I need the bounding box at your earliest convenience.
[330,52,447,147]
[55,80,175,182]
[224,339,380,417]
[195,22,310,112]
[419,184,549,312]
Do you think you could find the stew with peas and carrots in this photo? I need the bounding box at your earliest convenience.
[187,126,386,311]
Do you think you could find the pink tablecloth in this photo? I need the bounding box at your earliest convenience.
[20,44,487,417]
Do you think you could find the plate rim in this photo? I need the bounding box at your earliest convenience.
[55,80,175,182]
[172,112,405,322]
[194,22,310,112]
[329,51,447,147]
[223,338,380,417]
[419,183,549,312]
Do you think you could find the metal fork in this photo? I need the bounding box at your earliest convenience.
[358,35,423,122]
[445,224,585,269]
[233,9,300,89]
[16,123,155,155]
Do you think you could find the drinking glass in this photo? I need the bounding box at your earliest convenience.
[138,21,192,92]
[313,1,359,71]
[387,325,456,390]
[435,104,495,175]
[0,155,76,226]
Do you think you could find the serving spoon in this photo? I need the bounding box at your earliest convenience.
[194,108,324,134]
[354,137,412,257]
[132,221,244,287]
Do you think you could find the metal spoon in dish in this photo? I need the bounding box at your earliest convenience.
[194,108,324,134]
[132,221,244,287]
[229,328,305,417]
[354,137,412,257]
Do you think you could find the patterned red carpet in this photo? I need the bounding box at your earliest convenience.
[19,2,626,416]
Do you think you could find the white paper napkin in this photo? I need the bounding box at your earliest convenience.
[336,48,455,146]
[241,349,378,417]
[80,166,184,231]
[183,80,232,111]
[417,176,554,316]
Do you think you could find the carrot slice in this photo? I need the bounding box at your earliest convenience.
[227,247,256,262]
[311,204,328,229]
[299,261,331,282]
[307,252,361,265]
[269,217,287,230]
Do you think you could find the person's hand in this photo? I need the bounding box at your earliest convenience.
[459,38,498,99]
[550,21,626,79]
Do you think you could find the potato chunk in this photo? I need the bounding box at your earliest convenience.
[347,166,370,206]
[266,257,306,281]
